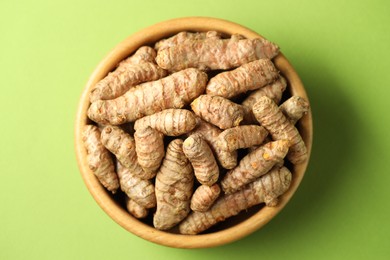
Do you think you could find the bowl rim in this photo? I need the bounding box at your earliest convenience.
[74,16,313,249]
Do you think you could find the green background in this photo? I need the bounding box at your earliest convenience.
[1,0,389,259]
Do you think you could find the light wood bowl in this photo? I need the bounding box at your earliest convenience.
[74,17,313,248]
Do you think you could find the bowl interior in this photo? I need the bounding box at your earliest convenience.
[74,16,313,248]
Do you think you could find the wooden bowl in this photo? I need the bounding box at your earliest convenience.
[74,17,313,248]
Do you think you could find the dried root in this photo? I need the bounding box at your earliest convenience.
[154,31,221,51]
[124,46,157,65]
[134,109,197,136]
[134,126,165,174]
[179,166,292,234]
[90,46,166,102]
[191,95,245,130]
[126,198,149,219]
[216,125,268,152]
[100,125,154,180]
[117,162,156,209]
[82,125,119,193]
[88,68,207,125]
[242,76,287,123]
[183,134,219,186]
[252,96,308,164]
[189,118,238,169]
[279,96,310,124]
[156,34,279,71]
[206,59,279,99]
[190,184,221,212]
[154,139,194,230]
[221,140,290,194]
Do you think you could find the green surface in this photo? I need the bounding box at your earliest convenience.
[1,0,389,259]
